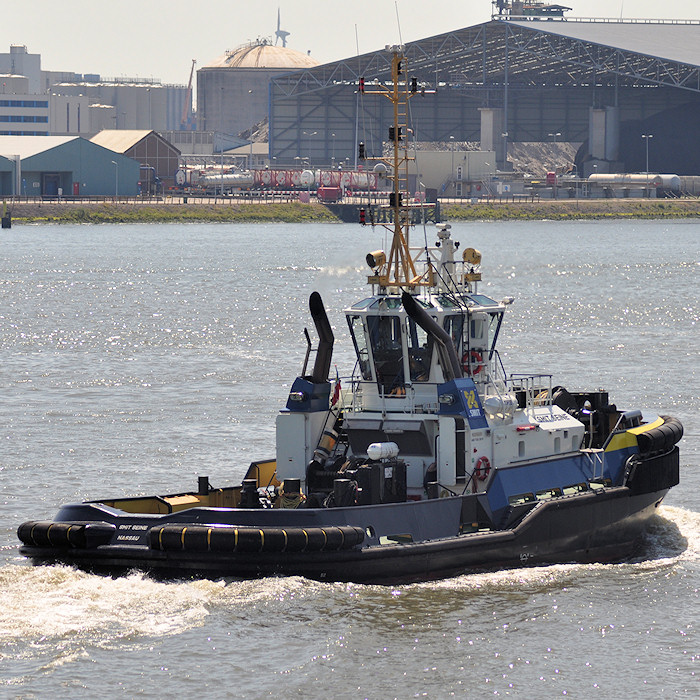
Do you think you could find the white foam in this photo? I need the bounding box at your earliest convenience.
[0,566,225,643]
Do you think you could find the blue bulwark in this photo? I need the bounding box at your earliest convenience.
[438,378,489,429]
[285,377,331,412]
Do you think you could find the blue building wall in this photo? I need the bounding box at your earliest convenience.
[0,155,13,195]
[19,139,140,196]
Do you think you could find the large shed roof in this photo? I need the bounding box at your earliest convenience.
[271,19,700,96]
[505,19,700,67]
[90,130,153,153]
[0,136,78,159]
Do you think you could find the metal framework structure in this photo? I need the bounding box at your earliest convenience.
[269,19,700,168]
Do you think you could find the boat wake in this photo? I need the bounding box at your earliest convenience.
[632,505,697,562]
[0,565,223,645]
[419,505,699,594]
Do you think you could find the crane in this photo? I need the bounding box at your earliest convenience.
[181,58,196,129]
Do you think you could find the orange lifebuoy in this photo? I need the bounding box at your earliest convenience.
[475,456,491,481]
[462,350,484,376]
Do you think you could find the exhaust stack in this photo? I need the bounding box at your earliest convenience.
[401,292,463,382]
[309,291,334,383]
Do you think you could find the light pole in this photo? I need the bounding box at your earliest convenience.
[212,131,226,196]
[220,137,224,196]
[642,133,653,175]
[303,131,317,167]
[549,133,561,190]
[111,160,118,198]
[480,161,492,198]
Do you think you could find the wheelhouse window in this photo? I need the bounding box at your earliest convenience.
[407,318,433,382]
[487,311,504,359]
[443,315,464,355]
[367,315,404,394]
[347,315,372,380]
[470,315,487,347]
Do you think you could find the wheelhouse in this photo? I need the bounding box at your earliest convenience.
[346,293,507,396]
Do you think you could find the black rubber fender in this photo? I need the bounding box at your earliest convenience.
[17,520,115,548]
[636,415,684,454]
[149,524,365,553]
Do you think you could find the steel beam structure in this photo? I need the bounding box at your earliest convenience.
[269,20,700,167]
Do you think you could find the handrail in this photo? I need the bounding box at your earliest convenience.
[508,373,553,408]
[493,16,700,25]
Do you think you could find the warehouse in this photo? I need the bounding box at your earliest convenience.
[90,130,180,194]
[0,154,14,193]
[268,17,700,176]
[0,136,140,196]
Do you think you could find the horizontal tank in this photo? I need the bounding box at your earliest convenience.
[254,169,378,190]
[587,173,681,191]
[196,171,255,187]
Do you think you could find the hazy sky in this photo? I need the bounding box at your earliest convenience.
[4,1,699,86]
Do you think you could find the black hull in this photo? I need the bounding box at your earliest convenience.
[20,486,668,585]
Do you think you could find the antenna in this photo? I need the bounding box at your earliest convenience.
[394,1,404,46]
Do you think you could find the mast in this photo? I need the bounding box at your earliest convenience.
[361,46,433,291]
[359,47,482,298]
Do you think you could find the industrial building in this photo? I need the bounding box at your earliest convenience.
[0,45,41,93]
[0,154,15,193]
[197,39,319,137]
[163,130,248,157]
[0,91,49,136]
[90,130,180,193]
[50,80,189,133]
[0,135,140,196]
[267,15,700,177]
[0,44,191,137]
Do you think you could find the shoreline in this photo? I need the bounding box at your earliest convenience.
[4,198,700,224]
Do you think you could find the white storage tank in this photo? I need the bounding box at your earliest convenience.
[587,173,681,193]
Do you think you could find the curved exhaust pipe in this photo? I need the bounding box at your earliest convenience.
[309,291,334,383]
[401,292,463,381]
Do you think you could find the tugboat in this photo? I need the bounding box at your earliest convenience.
[18,47,683,584]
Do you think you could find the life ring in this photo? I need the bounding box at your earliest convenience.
[474,456,491,481]
[462,350,484,376]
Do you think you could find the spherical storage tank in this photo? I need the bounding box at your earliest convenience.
[197,39,319,138]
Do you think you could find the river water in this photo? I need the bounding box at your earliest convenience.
[0,220,697,698]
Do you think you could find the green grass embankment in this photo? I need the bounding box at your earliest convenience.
[443,199,700,221]
[8,202,340,225]
[6,197,700,225]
